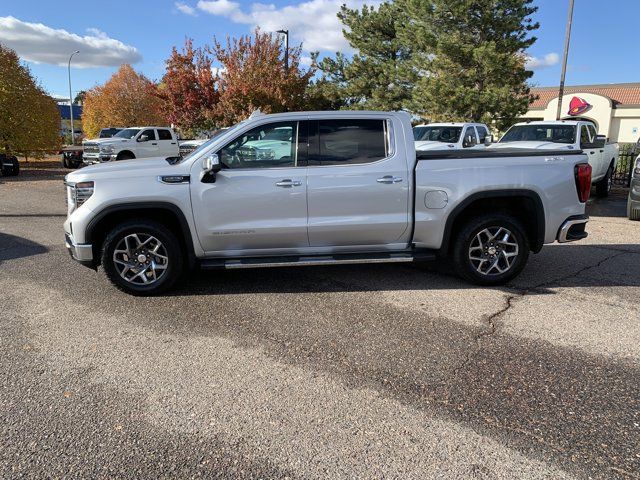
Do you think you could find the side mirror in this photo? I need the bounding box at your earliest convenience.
[202,153,222,182]
[138,135,149,142]
[483,135,494,146]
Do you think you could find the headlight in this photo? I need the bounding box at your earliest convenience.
[100,145,114,153]
[66,181,94,213]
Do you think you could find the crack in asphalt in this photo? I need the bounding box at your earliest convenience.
[452,249,629,378]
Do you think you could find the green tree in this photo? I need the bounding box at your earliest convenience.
[0,44,60,157]
[314,2,414,110]
[399,0,539,129]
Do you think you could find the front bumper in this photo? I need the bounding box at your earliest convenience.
[65,233,95,268]
[83,153,116,164]
[557,215,589,243]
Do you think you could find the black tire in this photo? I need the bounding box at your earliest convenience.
[62,155,71,169]
[101,220,184,296]
[116,151,135,161]
[595,164,614,198]
[452,213,530,286]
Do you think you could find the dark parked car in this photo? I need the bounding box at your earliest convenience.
[0,153,19,176]
[99,128,123,138]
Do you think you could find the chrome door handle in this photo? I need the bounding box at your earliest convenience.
[275,179,302,187]
[377,176,403,184]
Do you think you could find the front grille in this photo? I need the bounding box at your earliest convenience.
[179,145,197,157]
[237,146,256,161]
[83,143,99,154]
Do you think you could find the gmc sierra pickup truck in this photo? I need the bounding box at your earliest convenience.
[493,120,619,197]
[64,110,592,295]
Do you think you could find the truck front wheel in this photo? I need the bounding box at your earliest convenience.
[452,214,529,286]
[101,220,184,295]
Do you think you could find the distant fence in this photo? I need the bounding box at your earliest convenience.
[613,143,638,187]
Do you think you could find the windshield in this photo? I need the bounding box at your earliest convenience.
[175,126,236,163]
[500,125,576,144]
[113,128,140,139]
[413,126,462,143]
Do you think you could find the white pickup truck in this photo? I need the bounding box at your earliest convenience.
[413,122,492,151]
[64,110,592,295]
[83,127,179,164]
[494,120,619,197]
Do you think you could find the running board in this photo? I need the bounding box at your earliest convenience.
[200,251,436,270]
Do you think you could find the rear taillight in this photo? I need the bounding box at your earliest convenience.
[575,163,592,203]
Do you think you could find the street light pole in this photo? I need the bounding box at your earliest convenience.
[276,29,289,72]
[556,0,575,120]
[68,50,80,145]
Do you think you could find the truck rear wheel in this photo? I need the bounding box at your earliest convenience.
[595,164,614,198]
[452,213,529,286]
[101,220,183,295]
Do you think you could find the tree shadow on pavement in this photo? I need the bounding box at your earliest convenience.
[0,232,48,265]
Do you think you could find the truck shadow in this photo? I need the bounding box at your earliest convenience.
[170,243,640,297]
[0,232,48,265]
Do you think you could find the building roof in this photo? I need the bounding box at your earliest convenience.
[529,82,640,109]
[57,104,83,120]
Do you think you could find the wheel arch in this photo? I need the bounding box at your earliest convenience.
[116,150,135,160]
[85,202,196,268]
[440,189,545,256]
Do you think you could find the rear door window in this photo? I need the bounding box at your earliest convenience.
[310,119,388,166]
[158,129,173,141]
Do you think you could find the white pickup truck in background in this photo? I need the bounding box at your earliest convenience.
[493,120,619,197]
[83,127,179,164]
[413,122,492,151]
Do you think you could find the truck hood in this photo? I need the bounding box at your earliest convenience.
[243,139,289,149]
[83,138,133,146]
[65,157,179,182]
[492,141,574,150]
[415,140,457,151]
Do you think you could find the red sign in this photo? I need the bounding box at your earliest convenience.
[567,96,592,116]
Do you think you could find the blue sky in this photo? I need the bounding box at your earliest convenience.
[0,0,638,99]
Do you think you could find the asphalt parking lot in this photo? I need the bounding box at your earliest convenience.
[1,166,639,479]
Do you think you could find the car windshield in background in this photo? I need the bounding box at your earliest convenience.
[113,128,140,139]
[500,125,576,144]
[414,126,463,143]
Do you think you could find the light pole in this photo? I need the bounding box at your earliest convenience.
[556,0,575,120]
[276,29,289,72]
[68,50,80,145]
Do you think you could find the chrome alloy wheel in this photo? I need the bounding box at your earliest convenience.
[112,233,168,285]
[468,227,519,276]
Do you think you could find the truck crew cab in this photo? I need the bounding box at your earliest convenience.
[64,111,591,295]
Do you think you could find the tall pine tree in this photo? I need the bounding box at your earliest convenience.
[399,0,539,129]
[313,2,414,110]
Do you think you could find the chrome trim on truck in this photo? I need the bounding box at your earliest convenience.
[65,233,94,262]
[557,216,589,243]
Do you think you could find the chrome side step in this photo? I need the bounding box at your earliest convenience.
[200,251,436,270]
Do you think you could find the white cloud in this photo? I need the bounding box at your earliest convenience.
[525,52,559,70]
[175,2,198,16]
[197,0,380,52]
[0,16,141,68]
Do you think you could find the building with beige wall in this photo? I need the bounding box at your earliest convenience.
[522,83,640,143]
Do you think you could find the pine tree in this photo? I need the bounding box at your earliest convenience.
[399,0,539,130]
[314,2,414,111]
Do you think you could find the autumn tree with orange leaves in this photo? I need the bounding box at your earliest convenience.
[83,64,166,138]
[211,29,314,125]
[161,39,218,137]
